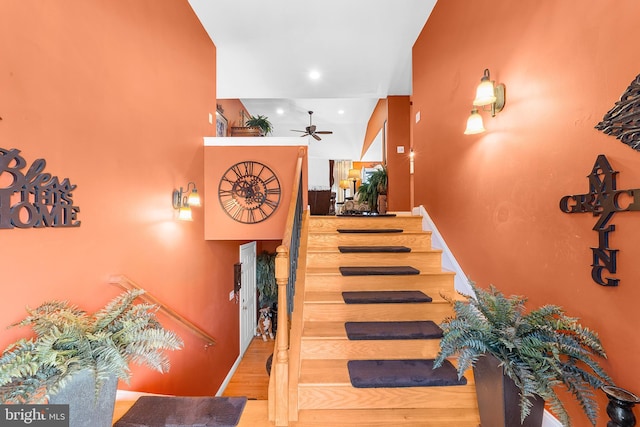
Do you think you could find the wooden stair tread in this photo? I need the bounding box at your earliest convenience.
[303,321,348,338]
[338,245,411,253]
[305,291,448,304]
[340,266,421,276]
[294,408,480,427]
[305,266,454,277]
[299,359,474,386]
[337,228,404,234]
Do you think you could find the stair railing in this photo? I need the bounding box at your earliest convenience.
[269,147,305,426]
[109,274,216,348]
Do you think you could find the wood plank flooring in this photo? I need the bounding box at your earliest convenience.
[222,337,274,400]
[112,337,275,426]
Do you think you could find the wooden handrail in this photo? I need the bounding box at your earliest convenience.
[269,147,306,426]
[108,274,216,348]
[282,148,305,249]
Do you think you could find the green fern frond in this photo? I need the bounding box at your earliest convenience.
[435,281,611,427]
[0,290,182,404]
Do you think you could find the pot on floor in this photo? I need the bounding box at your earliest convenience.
[473,353,544,427]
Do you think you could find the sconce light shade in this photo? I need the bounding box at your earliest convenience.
[178,206,193,221]
[347,169,361,181]
[464,108,486,135]
[187,188,201,207]
[472,69,506,116]
[173,181,200,221]
[473,71,497,107]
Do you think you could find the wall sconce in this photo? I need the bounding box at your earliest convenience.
[172,182,201,221]
[348,169,361,196]
[339,179,350,199]
[409,149,415,174]
[464,68,506,134]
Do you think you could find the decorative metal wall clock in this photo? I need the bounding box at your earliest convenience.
[218,161,281,224]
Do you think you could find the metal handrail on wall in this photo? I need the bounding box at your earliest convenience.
[108,274,216,348]
[269,148,305,426]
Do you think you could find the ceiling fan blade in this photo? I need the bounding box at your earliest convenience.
[291,129,306,133]
[315,131,333,134]
[312,134,322,141]
[300,133,310,137]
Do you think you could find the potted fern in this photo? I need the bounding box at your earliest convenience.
[356,165,387,214]
[244,114,273,136]
[434,283,612,427]
[0,289,183,427]
[256,250,277,310]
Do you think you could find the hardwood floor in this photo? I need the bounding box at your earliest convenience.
[222,336,274,400]
[113,337,276,426]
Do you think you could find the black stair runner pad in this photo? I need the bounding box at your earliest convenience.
[337,228,403,234]
[347,359,466,388]
[342,290,432,304]
[114,396,247,427]
[337,213,397,217]
[338,245,411,253]
[345,321,443,340]
[339,266,420,276]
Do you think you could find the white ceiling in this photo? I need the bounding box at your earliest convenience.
[188,0,436,160]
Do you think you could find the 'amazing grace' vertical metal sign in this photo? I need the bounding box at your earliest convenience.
[559,155,639,286]
[0,147,80,229]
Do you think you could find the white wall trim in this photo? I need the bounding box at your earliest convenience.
[413,205,473,295]
[215,354,242,396]
[204,136,308,147]
[543,410,563,427]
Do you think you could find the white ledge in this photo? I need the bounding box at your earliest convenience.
[204,136,309,147]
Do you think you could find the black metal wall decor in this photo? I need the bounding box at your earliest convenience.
[595,73,640,151]
[0,147,80,229]
[559,154,639,286]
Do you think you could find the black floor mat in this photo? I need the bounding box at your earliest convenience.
[338,246,411,253]
[342,290,431,304]
[339,266,420,276]
[345,321,443,340]
[337,228,403,234]
[347,359,466,388]
[114,396,247,427]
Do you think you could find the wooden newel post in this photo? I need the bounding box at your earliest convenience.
[274,245,289,425]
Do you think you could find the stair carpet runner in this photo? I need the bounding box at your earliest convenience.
[336,229,467,390]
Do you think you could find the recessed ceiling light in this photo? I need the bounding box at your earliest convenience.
[276,108,284,115]
[338,110,345,115]
[309,70,321,80]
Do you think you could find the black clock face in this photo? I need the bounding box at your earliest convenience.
[218,161,281,224]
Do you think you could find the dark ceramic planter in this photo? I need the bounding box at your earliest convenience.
[602,385,640,427]
[49,369,118,427]
[473,354,544,427]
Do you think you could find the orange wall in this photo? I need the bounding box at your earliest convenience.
[413,0,640,423]
[361,99,388,159]
[216,99,251,132]
[386,96,411,211]
[361,97,412,211]
[204,145,307,240]
[0,0,242,396]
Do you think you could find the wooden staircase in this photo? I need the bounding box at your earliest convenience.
[288,214,480,427]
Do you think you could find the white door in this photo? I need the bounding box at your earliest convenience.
[239,241,257,357]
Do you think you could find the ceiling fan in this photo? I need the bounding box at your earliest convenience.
[291,111,333,141]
